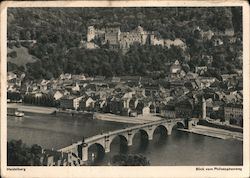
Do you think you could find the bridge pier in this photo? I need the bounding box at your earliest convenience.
[187,119,193,130]
[128,131,133,146]
[167,128,172,135]
[105,136,110,153]
[105,147,110,153]
[148,133,153,140]
[147,126,154,141]
[128,137,133,146]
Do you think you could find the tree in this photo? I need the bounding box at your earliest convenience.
[30,144,42,165]
[112,154,150,166]
[25,31,31,40]
[8,140,43,166]
[7,92,22,101]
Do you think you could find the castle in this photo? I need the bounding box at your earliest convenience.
[83,25,186,52]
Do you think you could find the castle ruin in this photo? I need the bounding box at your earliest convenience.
[84,25,186,53]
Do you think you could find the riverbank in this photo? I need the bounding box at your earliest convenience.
[94,113,163,124]
[178,125,243,141]
[201,119,243,133]
[7,103,56,114]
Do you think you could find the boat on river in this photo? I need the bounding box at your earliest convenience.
[14,111,24,117]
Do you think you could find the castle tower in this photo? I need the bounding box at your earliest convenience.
[150,34,155,45]
[87,26,95,42]
[202,97,206,119]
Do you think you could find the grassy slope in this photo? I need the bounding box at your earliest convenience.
[7,46,38,68]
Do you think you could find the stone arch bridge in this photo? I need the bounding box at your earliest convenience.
[58,118,199,162]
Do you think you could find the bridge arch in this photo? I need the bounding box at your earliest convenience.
[175,121,185,129]
[153,124,169,138]
[108,134,128,153]
[109,134,128,145]
[130,129,149,148]
[87,143,105,162]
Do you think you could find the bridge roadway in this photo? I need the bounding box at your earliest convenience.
[58,118,198,162]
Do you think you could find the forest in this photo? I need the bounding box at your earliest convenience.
[7,7,242,80]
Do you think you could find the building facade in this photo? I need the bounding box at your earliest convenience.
[60,95,83,110]
[224,104,243,126]
[85,25,186,52]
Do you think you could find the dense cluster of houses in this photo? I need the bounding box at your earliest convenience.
[7,56,243,127]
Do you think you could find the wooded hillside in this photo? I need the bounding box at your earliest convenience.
[7,7,242,80]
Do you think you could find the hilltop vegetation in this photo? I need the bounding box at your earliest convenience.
[7,7,241,41]
[7,7,242,80]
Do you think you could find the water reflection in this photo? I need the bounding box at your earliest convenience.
[14,117,24,122]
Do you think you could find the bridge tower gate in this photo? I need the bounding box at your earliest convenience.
[81,144,88,162]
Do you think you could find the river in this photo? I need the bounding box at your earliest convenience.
[7,112,243,166]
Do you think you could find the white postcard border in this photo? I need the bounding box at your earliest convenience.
[1,1,249,178]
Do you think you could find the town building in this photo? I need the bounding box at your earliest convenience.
[59,73,72,80]
[224,103,243,126]
[160,104,176,118]
[51,91,64,100]
[7,72,17,81]
[79,97,95,111]
[169,60,186,79]
[175,99,194,118]
[60,95,84,110]
[195,66,207,75]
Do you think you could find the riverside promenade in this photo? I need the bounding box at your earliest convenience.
[94,113,162,124]
[179,125,243,141]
